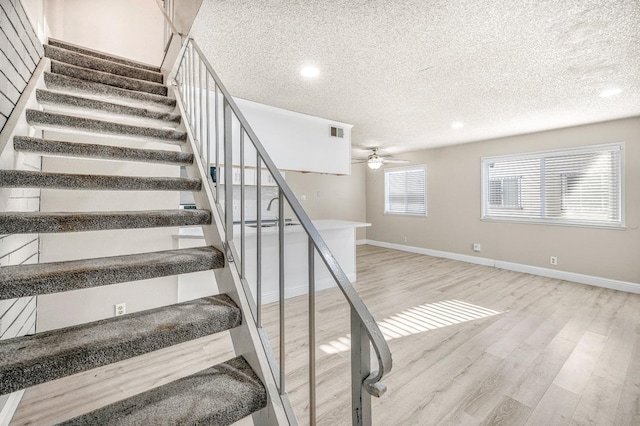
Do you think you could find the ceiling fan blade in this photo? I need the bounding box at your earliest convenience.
[351,160,368,164]
[383,159,410,164]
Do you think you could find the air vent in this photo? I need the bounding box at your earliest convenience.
[330,126,344,138]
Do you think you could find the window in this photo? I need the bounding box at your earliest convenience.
[481,143,623,228]
[385,166,426,216]
[489,176,522,208]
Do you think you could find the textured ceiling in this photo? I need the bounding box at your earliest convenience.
[190,1,640,157]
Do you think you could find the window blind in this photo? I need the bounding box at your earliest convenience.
[385,166,426,215]
[481,143,623,227]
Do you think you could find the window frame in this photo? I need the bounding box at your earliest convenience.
[481,143,625,229]
[384,165,427,217]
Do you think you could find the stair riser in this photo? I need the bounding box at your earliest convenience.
[13,137,194,165]
[0,210,211,234]
[48,38,161,73]
[44,45,163,84]
[0,170,202,191]
[51,61,168,96]
[36,90,181,127]
[44,73,176,112]
[26,110,187,145]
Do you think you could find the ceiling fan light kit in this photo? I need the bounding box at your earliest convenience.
[367,155,384,169]
[353,148,409,169]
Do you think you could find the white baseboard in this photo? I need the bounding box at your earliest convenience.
[356,239,367,246]
[364,239,640,294]
[260,273,356,304]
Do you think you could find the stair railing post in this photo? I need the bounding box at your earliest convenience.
[188,44,194,128]
[308,237,316,426]
[205,71,210,179]
[256,154,262,327]
[191,45,197,140]
[223,98,233,245]
[198,58,204,154]
[214,84,220,203]
[278,188,285,394]
[351,311,372,426]
[240,128,245,279]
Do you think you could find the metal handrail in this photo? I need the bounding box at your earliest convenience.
[173,37,392,425]
[155,0,182,37]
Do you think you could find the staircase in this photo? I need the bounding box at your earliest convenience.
[0,39,270,424]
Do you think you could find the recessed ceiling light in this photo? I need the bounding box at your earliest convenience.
[301,66,320,78]
[599,88,622,98]
[451,121,464,129]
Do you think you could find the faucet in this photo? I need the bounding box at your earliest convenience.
[267,197,279,212]
[267,197,279,226]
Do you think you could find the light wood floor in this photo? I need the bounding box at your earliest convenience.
[12,245,640,425]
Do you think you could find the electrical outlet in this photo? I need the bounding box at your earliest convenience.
[403,236,408,243]
[550,256,558,265]
[115,302,126,316]
[301,194,307,201]
[473,243,481,252]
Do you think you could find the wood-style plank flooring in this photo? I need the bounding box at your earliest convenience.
[261,245,640,425]
[12,245,640,425]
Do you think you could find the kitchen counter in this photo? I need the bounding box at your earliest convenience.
[178,219,369,236]
[175,220,370,304]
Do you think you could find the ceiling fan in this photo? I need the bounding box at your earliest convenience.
[352,148,409,170]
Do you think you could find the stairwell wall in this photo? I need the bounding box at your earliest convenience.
[0,2,44,420]
[0,0,43,362]
[43,0,165,66]
[0,0,43,134]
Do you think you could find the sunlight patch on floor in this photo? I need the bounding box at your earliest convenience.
[319,299,503,354]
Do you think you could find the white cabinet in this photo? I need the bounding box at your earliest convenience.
[235,98,352,175]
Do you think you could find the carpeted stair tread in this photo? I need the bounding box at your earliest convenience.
[26,110,187,144]
[44,73,175,112]
[48,38,161,73]
[0,246,224,300]
[0,170,202,191]
[60,356,267,426]
[0,209,211,234]
[50,61,168,96]
[36,90,180,126]
[44,44,163,84]
[14,137,193,165]
[0,295,242,396]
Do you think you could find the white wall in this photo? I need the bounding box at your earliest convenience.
[286,163,368,240]
[366,117,640,285]
[0,32,44,421]
[44,0,165,66]
[19,0,45,43]
[1,0,43,133]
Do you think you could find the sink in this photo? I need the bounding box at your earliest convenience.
[245,221,300,228]
[246,223,276,228]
